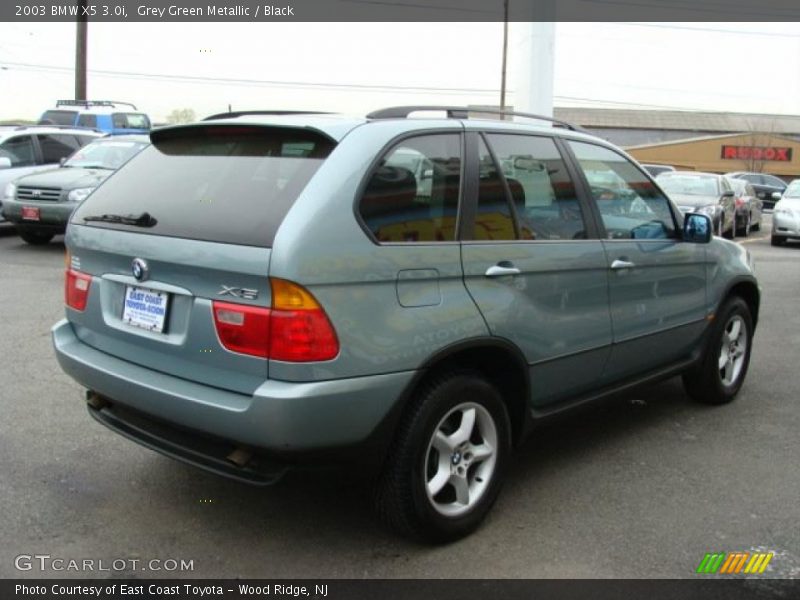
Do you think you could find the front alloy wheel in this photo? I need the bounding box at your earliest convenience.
[683,296,753,405]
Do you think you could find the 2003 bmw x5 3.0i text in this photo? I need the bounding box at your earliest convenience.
[52,107,759,542]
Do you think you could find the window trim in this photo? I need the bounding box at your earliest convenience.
[0,134,39,168]
[353,129,466,246]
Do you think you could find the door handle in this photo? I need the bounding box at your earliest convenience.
[611,259,635,270]
[485,264,521,277]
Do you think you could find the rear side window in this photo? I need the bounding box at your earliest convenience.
[569,141,677,240]
[359,134,461,242]
[78,114,97,128]
[484,134,586,241]
[72,126,335,247]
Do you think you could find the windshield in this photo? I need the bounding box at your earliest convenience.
[658,175,718,196]
[65,139,148,169]
[40,110,77,126]
[783,181,800,198]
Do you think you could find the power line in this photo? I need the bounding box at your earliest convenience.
[0,60,501,96]
[611,22,800,38]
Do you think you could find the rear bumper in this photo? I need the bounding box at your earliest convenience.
[53,318,414,463]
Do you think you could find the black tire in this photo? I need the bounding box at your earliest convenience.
[771,235,785,247]
[683,297,753,405]
[751,218,760,232]
[737,213,750,237]
[375,371,511,543]
[723,213,735,239]
[18,230,55,245]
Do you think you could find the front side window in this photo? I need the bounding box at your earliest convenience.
[485,134,585,240]
[359,134,461,242]
[569,141,677,240]
[0,135,35,167]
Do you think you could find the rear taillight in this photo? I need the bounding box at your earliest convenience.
[211,278,339,362]
[212,301,271,358]
[65,269,92,311]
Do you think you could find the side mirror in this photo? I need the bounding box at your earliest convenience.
[772,191,783,201]
[683,213,712,244]
[0,157,11,170]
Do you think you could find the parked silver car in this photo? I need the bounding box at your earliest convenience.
[656,171,737,238]
[772,179,800,246]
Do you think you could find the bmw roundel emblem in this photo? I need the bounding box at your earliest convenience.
[131,258,149,282]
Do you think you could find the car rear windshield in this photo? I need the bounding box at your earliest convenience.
[40,110,78,126]
[71,125,336,247]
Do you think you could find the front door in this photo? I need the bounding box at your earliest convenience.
[566,140,707,383]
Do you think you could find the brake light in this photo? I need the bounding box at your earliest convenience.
[211,279,339,362]
[212,301,271,358]
[269,278,339,362]
[65,269,92,311]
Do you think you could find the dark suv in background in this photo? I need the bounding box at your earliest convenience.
[52,107,759,542]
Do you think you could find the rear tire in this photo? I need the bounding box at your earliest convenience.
[737,213,751,237]
[375,371,511,543]
[771,235,785,247]
[18,230,55,245]
[683,297,753,405]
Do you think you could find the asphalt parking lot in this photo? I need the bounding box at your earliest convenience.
[0,216,798,581]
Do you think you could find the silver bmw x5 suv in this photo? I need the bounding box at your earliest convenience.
[53,107,759,542]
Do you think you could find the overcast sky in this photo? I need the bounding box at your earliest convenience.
[1,22,799,122]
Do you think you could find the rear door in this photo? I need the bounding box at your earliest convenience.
[566,140,707,383]
[460,131,612,408]
[67,124,335,395]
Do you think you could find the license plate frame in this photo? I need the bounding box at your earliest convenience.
[21,207,40,221]
[122,285,169,333]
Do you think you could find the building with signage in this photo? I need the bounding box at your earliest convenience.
[624,133,800,180]
[548,108,800,181]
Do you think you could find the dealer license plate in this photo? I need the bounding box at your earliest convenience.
[21,207,40,221]
[122,285,169,333]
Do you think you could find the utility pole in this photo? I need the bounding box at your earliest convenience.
[75,0,88,100]
[499,0,509,117]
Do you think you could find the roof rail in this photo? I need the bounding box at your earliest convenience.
[24,123,104,133]
[366,106,586,132]
[203,110,334,121]
[55,99,138,110]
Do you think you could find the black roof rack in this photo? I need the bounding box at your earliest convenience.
[203,110,333,121]
[366,106,586,133]
[18,123,104,133]
[55,99,138,110]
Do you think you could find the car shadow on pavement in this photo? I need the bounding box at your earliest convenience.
[121,375,699,552]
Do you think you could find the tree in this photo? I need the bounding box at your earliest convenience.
[166,108,196,124]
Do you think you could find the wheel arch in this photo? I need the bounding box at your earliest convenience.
[411,337,532,446]
[720,278,760,330]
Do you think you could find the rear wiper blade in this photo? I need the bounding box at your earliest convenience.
[82,212,157,227]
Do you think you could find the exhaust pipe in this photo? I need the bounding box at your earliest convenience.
[226,446,254,468]
[86,390,110,410]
